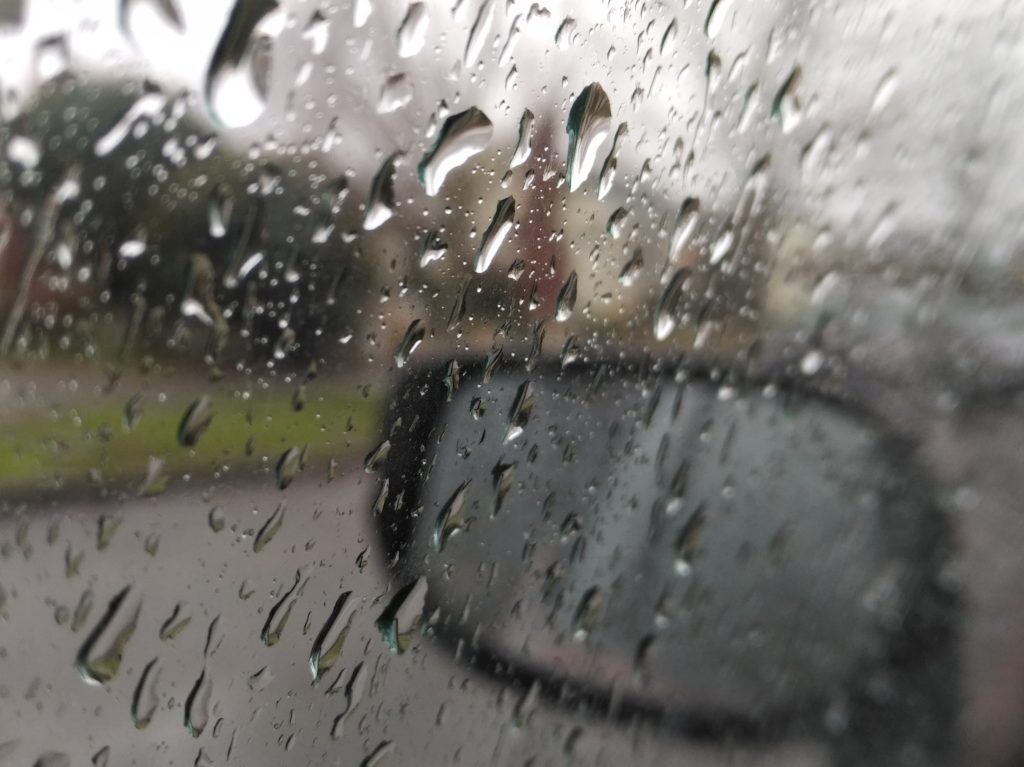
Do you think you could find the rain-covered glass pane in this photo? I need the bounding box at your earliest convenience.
[0,0,1020,765]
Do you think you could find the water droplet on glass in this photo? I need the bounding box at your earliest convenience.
[418,107,493,196]
[619,247,643,286]
[255,502,286,549]
[330,662,367,737]
[709,226,735,266]
[447,278,471,331]
[184,667,213,737]
[138,456,169,497]
[505,380,535,442]
[674,505,707,576]
[397,2,429,58]
[705,0,731,38]
[491,461,515,516]
[509,109,534,169]
[463,0,495,66]
[75,586,141,685]
[654,268,690,341]
[364,151,403,230]
[772,65,802,133]
[159,602,191,640]
[555,271,578,321]
[360,741,395,767]
[572,587,604,642]
[33,752,70,767]
[71,589,94,633]
[364,439,391,472]
[606,207,629,239]
[474,196,515,274]
[354,0,373,27]
[205,0,284,128]
[566,83,612,192]
[302,9,329,55]
[668,197,700,264]
[275,446,305,490]
[419,231,448,266]
[207,506,225,533]
[33,34,70,81]
[130,658,161,729]
[394,319,426,368]
[377,73,414,114]
[261,571,300,646]
[555,16,578,49]
[310,591,357,682]
[177,395,214,447]
[376,577,428,654]
[95,87,166,157]
[433,480,471,551]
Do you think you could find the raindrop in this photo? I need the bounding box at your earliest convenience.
[208,506,225,532]
[254,502,286,550]
[501,679,537,732]
[674,505,707,576]
[208,184,233,238]
[261,571,300,646]
[619,247,643,286]
[505,381,535,442]
[71,589,94,633]
[75,586,141,686]
[33,34,70,81]
[184,667,213,737]
[309,591,357,682]
[247,665,273,692]
[668,197,700,264]
[447,277,471,331]
[130,658,161,729]
[555,271,578,322]
[97,515,121,551]
[364,439,391,472]
[606,207,629,239]
[377,73,414,114]
[418,107,493,196]
[654,268,690,341]
[330,663,367,737]
[177,395,214,447]
[303,9,329,54]
[492,461,515,516]
[376,577,428,654]
[474,196,516,273]
[397,2,429,58]
[354,0,372,27]
[95,87,166,157]
[33,753,70,767]
[275,446,305,490]
[771,65,802,132]
[419,232,448,266]
[464,0,495,66]
[159,602,191,640]
[509,108,534,169]
[364,151,403,230]
[566,83,612,192]
[705,0,731,38]
[394,319,426,368]
[572,587,604,642]
[433,480,471,551]
[555,16,578,49]
[360,741,395,767]
[205,0,282,127]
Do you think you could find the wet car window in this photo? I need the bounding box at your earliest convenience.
[0,1,1020,765]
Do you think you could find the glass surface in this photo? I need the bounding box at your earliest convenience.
[0,1,1020,765]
